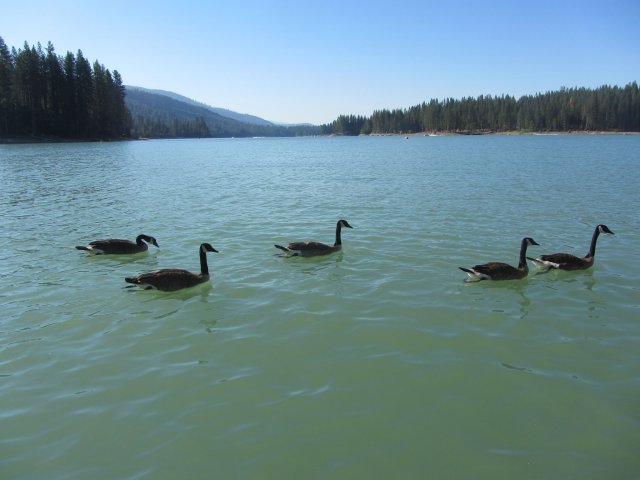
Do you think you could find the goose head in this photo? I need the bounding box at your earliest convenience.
[524,237,539,247]
[138,234,160,248]
[338,219,353,229]
[597,224,614,235]
[201,243,218,253]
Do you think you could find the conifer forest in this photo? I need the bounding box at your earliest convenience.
[326,83,640,135]
[0,38,130,139]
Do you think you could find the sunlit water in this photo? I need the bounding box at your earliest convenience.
[1,135,639,479]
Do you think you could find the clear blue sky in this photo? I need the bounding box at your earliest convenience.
[2,0,639,125]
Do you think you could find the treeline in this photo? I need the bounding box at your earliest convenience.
[130,116,319,139]
[325,83,640,135]
[0,37,130,139]
[131,115,211,139]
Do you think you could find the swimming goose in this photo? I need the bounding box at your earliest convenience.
[76,234,159,254]
[527,224,614,271]
[125,243,218,291]
[275,219,353,257]
[459,237,539,282]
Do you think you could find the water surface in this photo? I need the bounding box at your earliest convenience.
[1,135,639,479]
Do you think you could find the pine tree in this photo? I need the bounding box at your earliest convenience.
[74,50,94,137]
[44,42,64,135]
[62,51,76,136]
[0,36,15,134]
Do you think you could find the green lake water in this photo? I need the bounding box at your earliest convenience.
[1,135,639,479]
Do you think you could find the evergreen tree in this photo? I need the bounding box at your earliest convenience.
[62,51,77,135]
[12,42,45,133]
[74,50,93,137]
[0,37,15,134]
[111,70,131,136]
[44,42,64,135]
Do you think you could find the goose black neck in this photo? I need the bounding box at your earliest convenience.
[199,245,210,276]
[587,226,601,258]
[335,221,343,246]
[518,238,530,269]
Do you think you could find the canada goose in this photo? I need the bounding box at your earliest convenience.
[275,219,353,257]
[125,243,218,291]
[459,237,539,282]
[76,234,159,254]
[527,224,614,271]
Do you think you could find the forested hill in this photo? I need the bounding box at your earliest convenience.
[326,82,640,135]
[126,86,273,126]
[125,88,256,138]
[125,87,320,138]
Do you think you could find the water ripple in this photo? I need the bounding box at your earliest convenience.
[1,136,639,479]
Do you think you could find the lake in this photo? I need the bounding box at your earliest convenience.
[1,134,639,479]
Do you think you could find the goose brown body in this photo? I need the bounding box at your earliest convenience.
[275,219,353,257]
[76,234,159,254]
[459,237,539,282]
[528,224,614,271]
[125,243,218,291]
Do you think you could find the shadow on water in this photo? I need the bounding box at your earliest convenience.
[123,281,214,299]
[461,278,531,319]
[124,282,219,329]
[534,269,606,321]
[271,251,347,298]
[79,250,160,267]
[532,266,598,290]
[273,251,344,275]
[199,317,219,333]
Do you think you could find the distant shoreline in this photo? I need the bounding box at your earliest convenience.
[0,135,132,145]
[2,131,639,144]
[372,130,640,137]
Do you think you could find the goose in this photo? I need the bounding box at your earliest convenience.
[527,224,614,271]
[125,243,218,291]
[275,219,353,257]
[76,234,159,254]
[459,237,539,282]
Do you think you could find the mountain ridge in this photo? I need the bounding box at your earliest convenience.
[125,86,274,126]
[123,86,322,138]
